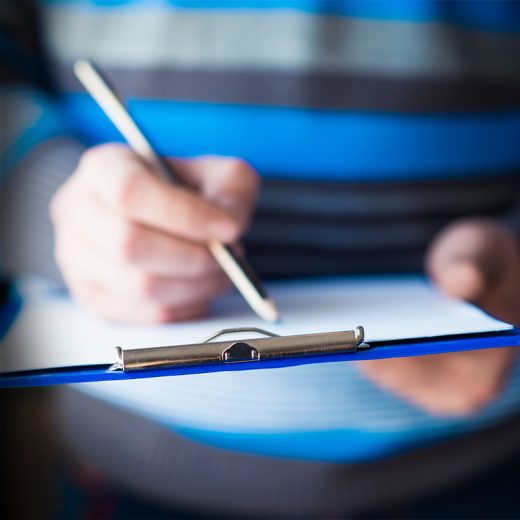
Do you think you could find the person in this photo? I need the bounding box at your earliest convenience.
[2,0,520,518]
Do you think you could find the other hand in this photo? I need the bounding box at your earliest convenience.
[50,144,259,323]
[358,218,520,416]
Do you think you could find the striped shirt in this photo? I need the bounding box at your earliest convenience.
[1,0,520,464]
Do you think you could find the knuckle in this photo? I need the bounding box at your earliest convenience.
[119,224,142,263]
[78,147,99,170]
[113,167,145,213]
[49,179,78,222]
[80,143,127,167]
[226,157,248,173]
[135,272,160,299]
[181,197,207,233]
[79,145,111,172]
[150,306,174,324]
[227,157,257,180]
[170,304,208,323]
[229,157,259,185]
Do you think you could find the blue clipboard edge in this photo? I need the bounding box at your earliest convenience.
[1,327,520,389]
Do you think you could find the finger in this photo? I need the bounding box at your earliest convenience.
[358,348,515,417]
[426,218,512,303]
[64,196,222,278]
[71,281,170,324]
[357,357,463,416]
[112,272,232,308]
[83,148,239,243]
[172,156,260,232]
[118,224,223,278]
[154,274,232,307]
[433,261,486,302]
[72,281,210,324]
[59,236,231,307]
[60,239,225,323]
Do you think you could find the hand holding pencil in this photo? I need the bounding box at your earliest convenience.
[49,60,279,323]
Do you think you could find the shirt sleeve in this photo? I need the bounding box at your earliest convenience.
[0,1,86,286]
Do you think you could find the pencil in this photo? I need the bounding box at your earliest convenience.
[73,59,280,323]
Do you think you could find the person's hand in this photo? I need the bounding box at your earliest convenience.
[358,218,520,416]
[50,144,259,323]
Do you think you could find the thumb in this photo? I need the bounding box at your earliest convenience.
[426,218,506,304]
[432,260,486,303]
[171,156,260,233]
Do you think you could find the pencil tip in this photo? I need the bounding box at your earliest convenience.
[258,299,281,323]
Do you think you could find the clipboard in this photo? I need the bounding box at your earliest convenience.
[1,323,519,389]
[1,276,519,389]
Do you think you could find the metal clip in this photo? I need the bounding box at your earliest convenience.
[112,325,368,372]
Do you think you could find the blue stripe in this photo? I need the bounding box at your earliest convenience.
[41,0,520,32]
[61,94,520,182]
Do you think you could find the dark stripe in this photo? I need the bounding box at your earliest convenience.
[244,175,520,277]
[248,216,449,251]
[245,247,426,278]
[52,63,520,112]
[253,175,520,219]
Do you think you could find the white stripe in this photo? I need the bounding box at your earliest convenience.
[43,6,520,79]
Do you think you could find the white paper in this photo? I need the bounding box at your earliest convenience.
[1,275,513,373]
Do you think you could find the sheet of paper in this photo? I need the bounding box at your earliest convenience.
[1,275,513,373]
